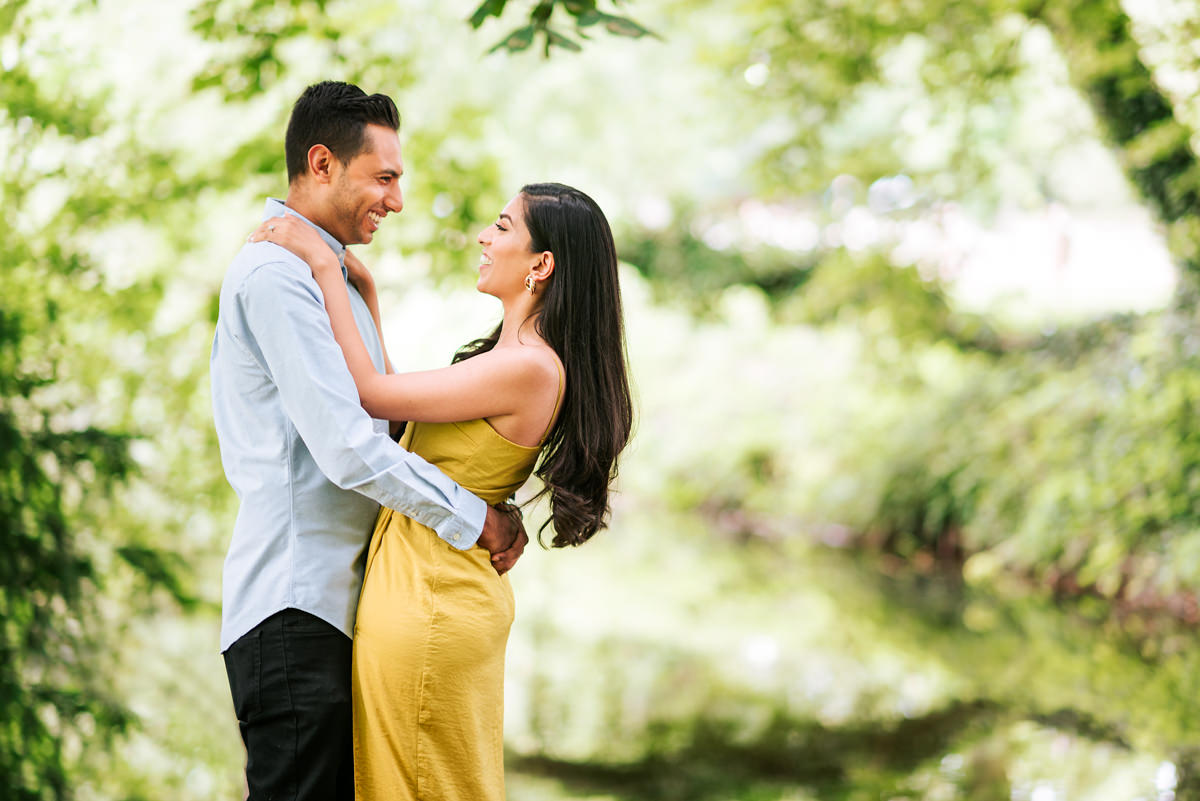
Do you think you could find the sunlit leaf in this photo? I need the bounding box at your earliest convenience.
[562,0,598,15]
[531,1,555,24]
[468,0,508,29]
[488,23,536,53]
[576,9,605,26]
[603,13,658,39]
[545,26,584,54]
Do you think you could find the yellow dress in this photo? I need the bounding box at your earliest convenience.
[351,412,547,800]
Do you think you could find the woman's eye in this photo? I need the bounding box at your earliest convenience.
[494,222,506,231]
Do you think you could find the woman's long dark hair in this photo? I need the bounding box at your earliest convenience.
[453,183,633,547]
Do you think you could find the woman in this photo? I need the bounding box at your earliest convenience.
[249,182,633,800]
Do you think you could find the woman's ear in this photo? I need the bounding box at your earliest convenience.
[531,251,555,281]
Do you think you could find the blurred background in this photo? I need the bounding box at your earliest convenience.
[6,0,1200,798]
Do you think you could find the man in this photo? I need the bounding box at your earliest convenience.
[210,81,526,801]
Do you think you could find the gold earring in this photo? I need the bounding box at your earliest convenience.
[525,274,537,294]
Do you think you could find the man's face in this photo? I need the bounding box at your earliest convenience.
[325,123,404,245]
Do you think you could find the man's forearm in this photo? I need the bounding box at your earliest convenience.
[240,260,486,550]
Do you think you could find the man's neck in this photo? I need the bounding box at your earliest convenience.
[284,188,342,245]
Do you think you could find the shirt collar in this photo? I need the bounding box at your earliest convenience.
[264,198,348,278]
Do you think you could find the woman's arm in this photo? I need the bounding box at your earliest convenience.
[250,216,558,428]
[345,248,395,375]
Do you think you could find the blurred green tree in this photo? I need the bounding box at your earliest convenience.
[3,5,142,795]
[618,0,1200,308]
[2,2,229,797]
[1033,0,1200,284]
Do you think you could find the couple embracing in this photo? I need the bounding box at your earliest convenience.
[210,80,633,800]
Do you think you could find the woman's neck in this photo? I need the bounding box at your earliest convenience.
[496,295,544,348]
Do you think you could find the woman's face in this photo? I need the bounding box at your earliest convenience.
[476,194,539,299]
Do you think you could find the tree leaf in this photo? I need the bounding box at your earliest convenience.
[562,0,598,16]
[604,14,658,39]
[576,10,606,27]
[488,23,536,54]
[532,1,555,24]
[469,0,509,29]
[546,26,584,53]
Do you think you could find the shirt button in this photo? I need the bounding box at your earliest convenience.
[451,534,460,542]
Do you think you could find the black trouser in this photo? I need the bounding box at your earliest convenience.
[223,609,354,801]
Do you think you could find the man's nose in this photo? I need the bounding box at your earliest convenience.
[386,185,403,214]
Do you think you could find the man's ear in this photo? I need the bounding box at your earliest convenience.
[307,144,336,184]
[531,251,555,281]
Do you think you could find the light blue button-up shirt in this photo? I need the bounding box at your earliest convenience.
[211,198,486,652]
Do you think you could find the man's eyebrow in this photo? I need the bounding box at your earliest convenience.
[380,168,402,177]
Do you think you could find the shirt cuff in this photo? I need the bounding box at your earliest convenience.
[433,492,487,550]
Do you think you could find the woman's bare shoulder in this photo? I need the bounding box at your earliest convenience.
[482,341,563,390]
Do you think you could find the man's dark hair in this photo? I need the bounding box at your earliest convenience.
[285,81,400,183]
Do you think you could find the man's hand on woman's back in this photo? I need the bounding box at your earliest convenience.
[479,503,528,575]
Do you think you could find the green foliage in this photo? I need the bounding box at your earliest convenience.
[190,0,341,99]
[388,105,509,282]
[784,305,1200,613]
[695,0,1033,201]
[469,0,658,57]
[645,0,1200,303]
[786,251,1005,353]
[1032,0,1200,278]
[3,11,127,796]
[188,0,655,94]
[0,310,134,798]
[1,2,226,795]
[619,220,814,310]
